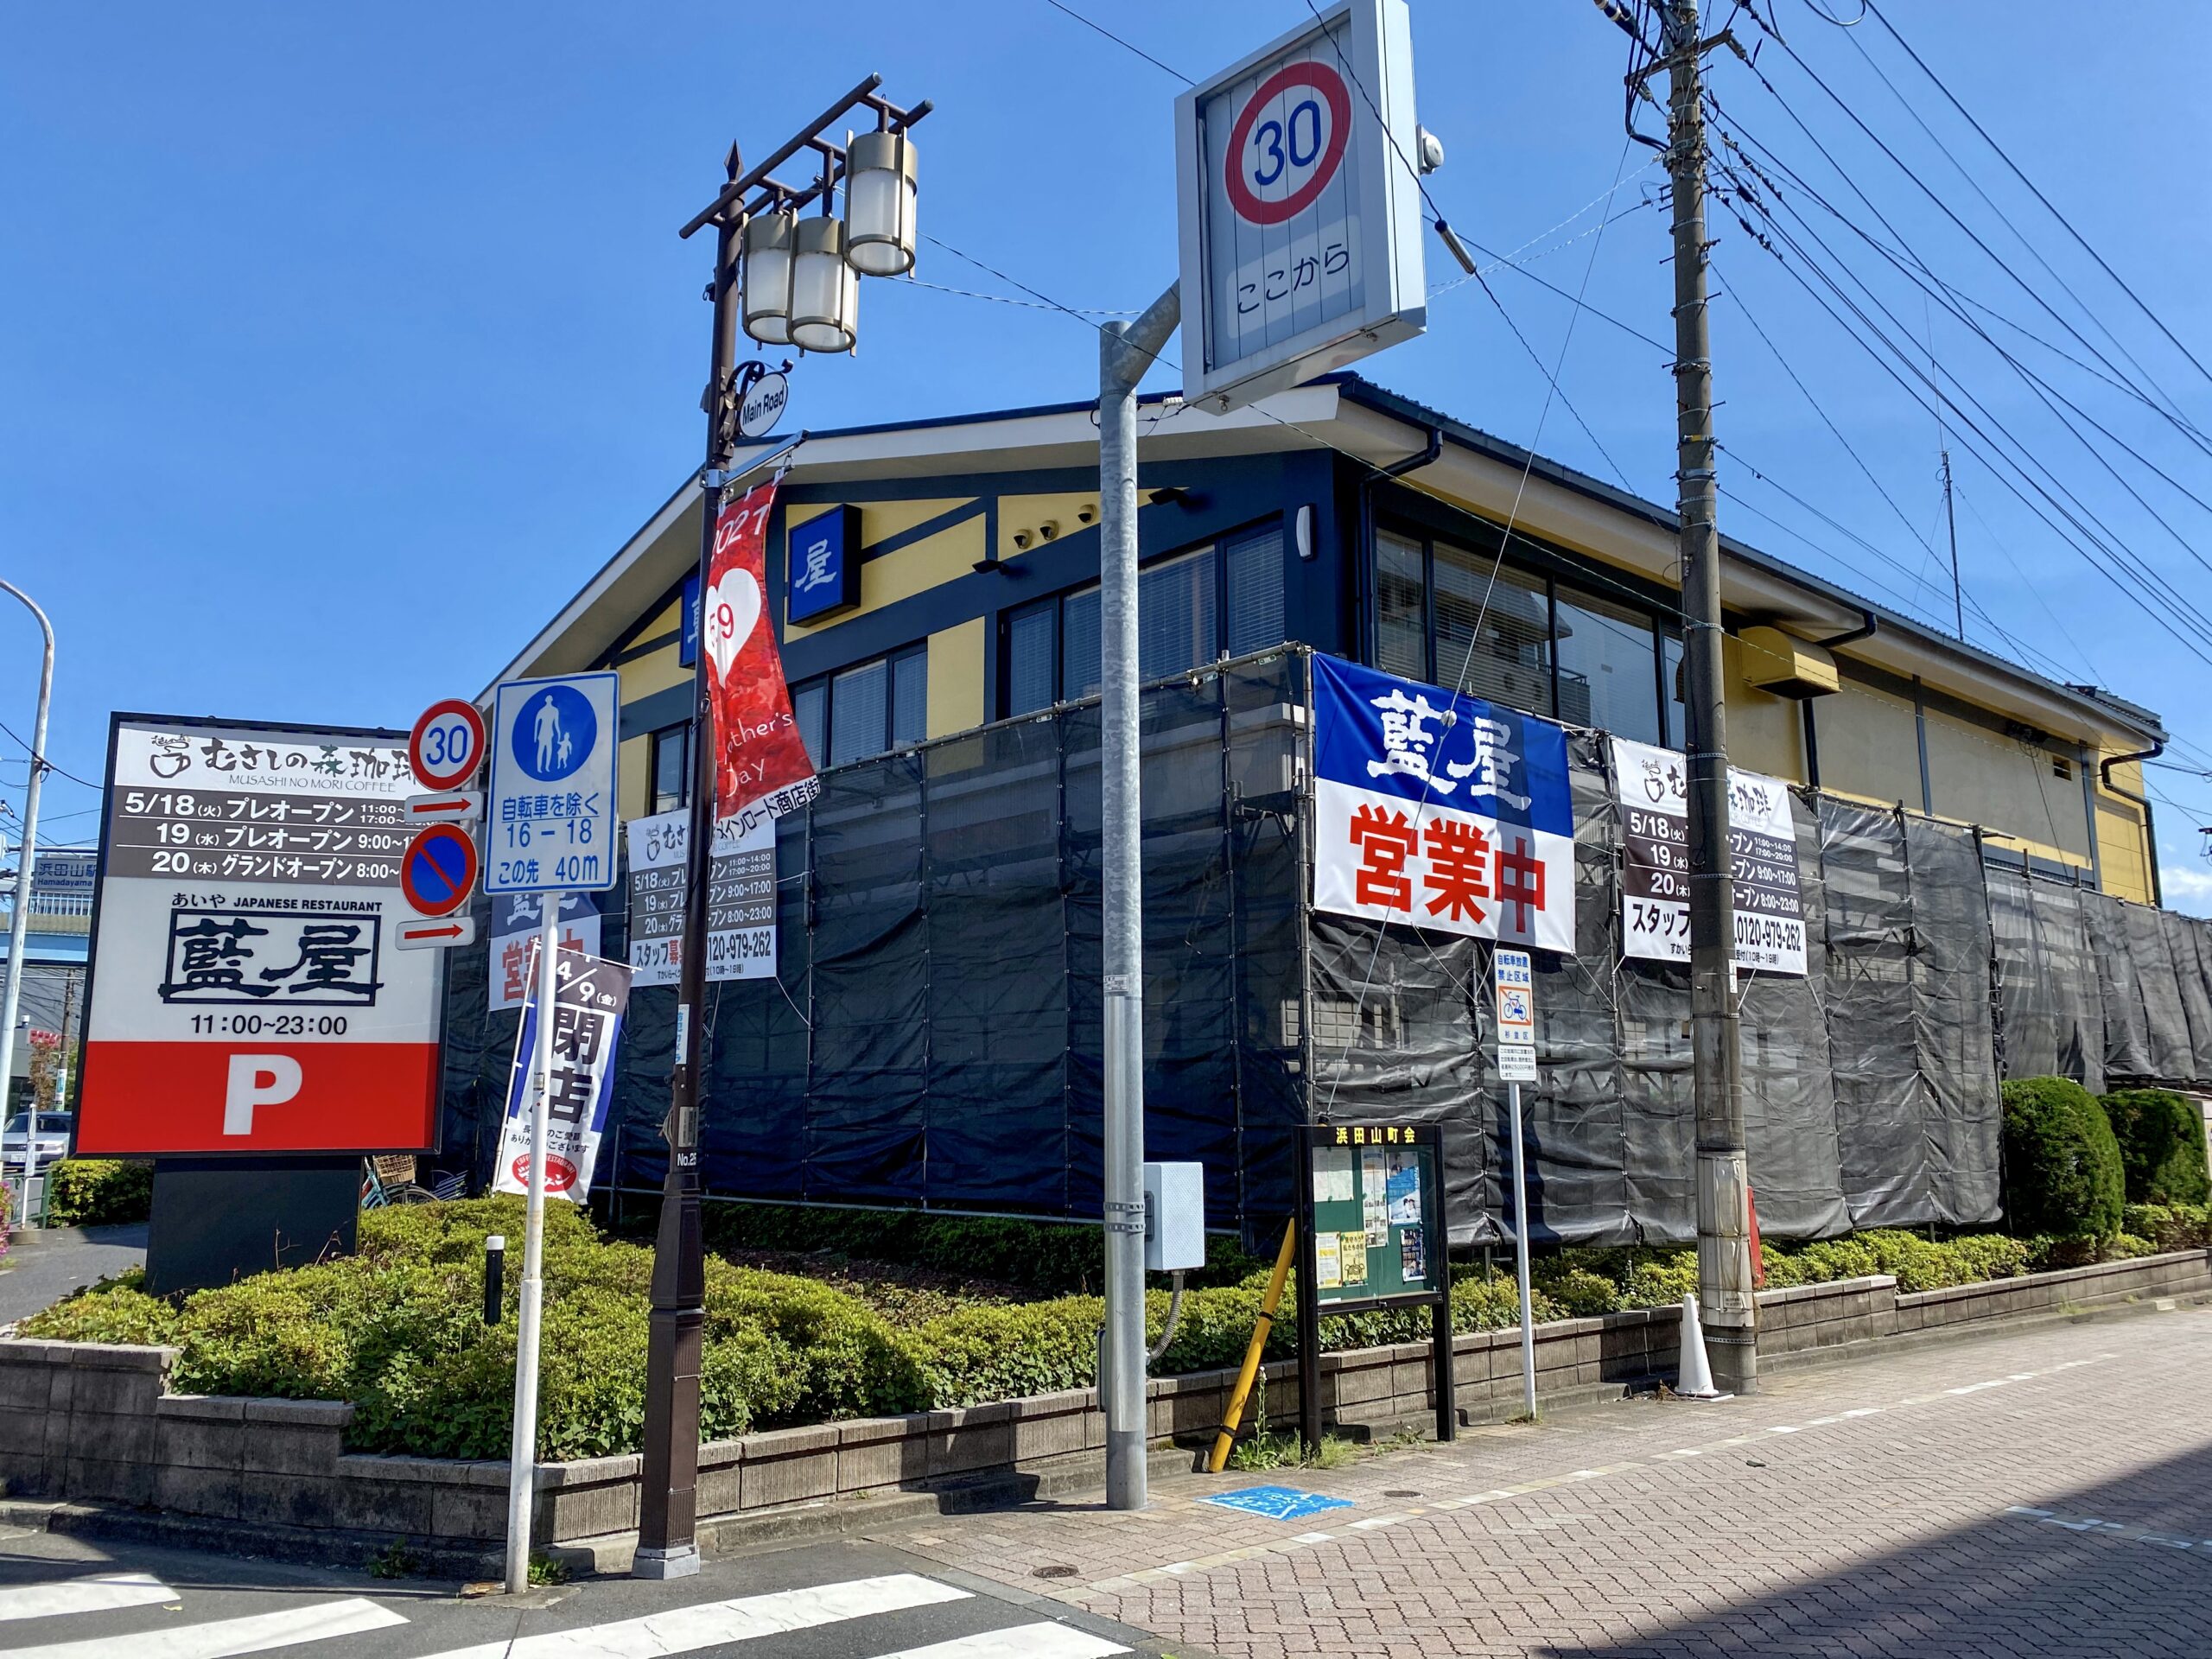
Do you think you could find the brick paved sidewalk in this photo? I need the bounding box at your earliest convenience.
[874,1306,2212,1656]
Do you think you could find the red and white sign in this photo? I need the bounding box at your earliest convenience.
[404,789,483,823]
[410,699,486,791]
[76,716,443,1156]
[706,480,820,836]
[397,913,477,951]
[1174,0,1427,410]
[399,822,478,918]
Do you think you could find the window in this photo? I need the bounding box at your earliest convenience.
[1554,585,1662,744]
[647,721,690,815]
[792,643,928,770]
[999,519,1287,716]
[1374,523,1675,744]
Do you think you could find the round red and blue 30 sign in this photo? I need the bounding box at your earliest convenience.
[401,823,479,918]
[1224,59,1353,227]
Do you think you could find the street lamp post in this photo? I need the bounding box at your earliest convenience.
[0,582,53,1230]
[633,77,929,1581]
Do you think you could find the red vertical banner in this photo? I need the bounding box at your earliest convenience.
[704,480,819,833]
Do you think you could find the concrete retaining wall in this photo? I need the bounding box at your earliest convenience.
[3,1247,2205,1553]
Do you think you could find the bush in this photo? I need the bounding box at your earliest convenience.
[1532,1265,1621,1318]
[2001,1077,2125,1240]
[2101,1089,2210,1206]
[2121,1202,2212,1253]
[700,1203,1262,1294]
[43,1160,153,1228]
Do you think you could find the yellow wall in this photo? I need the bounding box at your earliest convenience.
[783,499,981,643]
[999,492,1100,561]
[926,618,986,738]
[1923,709,2089,861]
[2094,757,2157,903]
[1814,679,1922,809]
[1719,636,1805,781]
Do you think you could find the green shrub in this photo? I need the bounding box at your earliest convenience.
[2122,1202,2212,1252]
[2001,1077,2125,1240]
[2101,1089,2211,1206]
[43,1160,153,1228]
[699,1203,1262,1294]
[1531,1265,1620,1318]
[1619,1251,1700,1309]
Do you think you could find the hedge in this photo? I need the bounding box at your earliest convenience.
[699,1204,1263,1295]
[2000,1076,2125,1240]
[2102,1089,2211,1207]
[42,1160,153,1229]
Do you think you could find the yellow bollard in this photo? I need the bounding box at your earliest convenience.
[1207,1219,1298,1473]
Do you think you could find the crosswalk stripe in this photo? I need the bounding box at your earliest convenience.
[873,1623,1130,1659]
[0,1573,175,1622]
[414,1573,971,1659]
[3,1595,406,1659]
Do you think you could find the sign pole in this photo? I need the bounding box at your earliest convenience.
[505,900,558,1595]
[1508,1080,1535,1420]
[1097,279,1180,1514]
[0,582,53,1228]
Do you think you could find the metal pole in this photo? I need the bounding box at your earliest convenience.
[637,143,743,1582]
[1941,449,1963,642]
[1509,1082,1536,1418]
[1097,279,1179,1511]
[1664,0,1756,1395]
[0,582,53,1231]
[505,901,558,1594]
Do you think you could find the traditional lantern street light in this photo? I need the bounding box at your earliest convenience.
[739,207,797,345]
[842,124,917,277]
[788,203,859,354]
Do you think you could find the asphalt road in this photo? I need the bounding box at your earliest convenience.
[0,1224,147,1325]
[0,1529,1181,1658]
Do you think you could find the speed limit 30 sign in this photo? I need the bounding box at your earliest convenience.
[1176,0,1428,411]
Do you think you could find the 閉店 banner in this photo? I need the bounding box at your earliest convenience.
[1610,736,1807,977]
[494,944,631,1202]
[1311,655,1574,952]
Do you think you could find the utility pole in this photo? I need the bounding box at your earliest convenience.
[1097,281,1179,1511]
[1941,449,1963,642]
[1662,0,1755,1395]
[0,582,53,1231]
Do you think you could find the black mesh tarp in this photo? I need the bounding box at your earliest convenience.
[2122,899,2190,1085]
[432,645,2212,1249]
[2083,888,2153,1081]
[1900,817,2003,1224]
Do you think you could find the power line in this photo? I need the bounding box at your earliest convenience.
[1861,0,2212,406]
[1036,0,1191,85]
[0,719,100,791]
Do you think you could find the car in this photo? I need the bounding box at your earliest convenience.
[0,1111,73,1171]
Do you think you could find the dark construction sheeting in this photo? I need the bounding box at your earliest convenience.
[432,646,2212,1248]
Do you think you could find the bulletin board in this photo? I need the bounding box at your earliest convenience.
[1303,1122,1446,1310]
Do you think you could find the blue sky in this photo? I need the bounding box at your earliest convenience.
[5,3,2211,902]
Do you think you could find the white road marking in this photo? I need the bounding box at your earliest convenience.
[4,1597,405,1659]
[874,1624,1128,1659]
[0,1573,175,1622]
[414,1574,970,1659]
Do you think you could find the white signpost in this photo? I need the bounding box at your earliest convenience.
[1493,946,1538,1418]
[1174,0,1427,411]
[484,671,619,1595]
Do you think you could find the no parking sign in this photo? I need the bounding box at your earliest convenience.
[1175,0,1428,410]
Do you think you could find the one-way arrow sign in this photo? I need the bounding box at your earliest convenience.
[396,914,479,951]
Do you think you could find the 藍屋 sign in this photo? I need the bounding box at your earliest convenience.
[493,944,631,1202]
[487,893,601,1014]
[485,672,618,894]
[624,809,777,988]
[1174,0,1427,411]
[785,505,861,626]
[1609,736,1807,977]
[1311,655,1574,952]
[75,715,442,1155]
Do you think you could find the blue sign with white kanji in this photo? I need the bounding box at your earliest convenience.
[1198,1485,1356,1522]
[1309,653,1577,950]
[486,671,619,895]
[785,505,862,626]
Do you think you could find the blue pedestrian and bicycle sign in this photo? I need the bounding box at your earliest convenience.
[486,671,619,894]
[1198,1485,1356,1522]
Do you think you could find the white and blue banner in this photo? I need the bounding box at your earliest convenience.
[1311,654,1575,952]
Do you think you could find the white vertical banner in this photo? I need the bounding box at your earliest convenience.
[493,944,631,1203]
